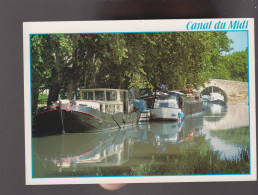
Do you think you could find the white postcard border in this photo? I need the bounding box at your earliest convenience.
[23,19,256,185]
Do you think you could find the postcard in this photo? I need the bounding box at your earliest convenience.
[23,19,256,185]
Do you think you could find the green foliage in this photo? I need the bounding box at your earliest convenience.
[31,32,234,111]
[210,47,248,82]
[224,49,248,82]
[130,156,155,175]
[38,93,48,105]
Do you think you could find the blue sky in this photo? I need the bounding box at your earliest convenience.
[225,31,248,54]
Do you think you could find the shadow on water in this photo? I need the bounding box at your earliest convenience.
[32,104,250,177]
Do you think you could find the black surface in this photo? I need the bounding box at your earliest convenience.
[0,0,257,194]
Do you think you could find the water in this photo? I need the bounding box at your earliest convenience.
[32,104,250,177]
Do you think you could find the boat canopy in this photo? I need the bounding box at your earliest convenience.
[160,94,178,99]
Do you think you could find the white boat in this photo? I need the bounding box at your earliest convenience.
[150,95,184,121]
[208,92,225,104]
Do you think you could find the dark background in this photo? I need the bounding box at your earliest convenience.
[0,0,257,194]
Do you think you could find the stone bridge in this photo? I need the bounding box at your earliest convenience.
[199,79,248,104]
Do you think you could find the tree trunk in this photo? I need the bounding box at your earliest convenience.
[47,49,62,105]
[47,85,61,105]
[32,80,41,114]
[67,75,79,100]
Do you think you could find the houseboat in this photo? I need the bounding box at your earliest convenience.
[35,88,139,135]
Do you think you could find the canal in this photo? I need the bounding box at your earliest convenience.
[32,103,249,177]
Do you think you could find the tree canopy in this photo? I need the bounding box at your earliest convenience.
[213,49,248,82]
[31,32,247,113]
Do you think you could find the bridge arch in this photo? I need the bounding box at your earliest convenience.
[198,79,248,104]
[201,86,228,103]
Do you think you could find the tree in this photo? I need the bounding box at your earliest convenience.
[31,35,54,112]
[223,49,248,82]
[31,31,232,113]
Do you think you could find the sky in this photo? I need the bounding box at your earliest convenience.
[225,31,248,54]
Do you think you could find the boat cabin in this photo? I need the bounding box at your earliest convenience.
[153,99,179,109]
[153,95,179,109]
[76,89,130,114]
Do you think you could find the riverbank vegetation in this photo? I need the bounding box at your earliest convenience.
[31,32,247,113]
[210,127,249,149]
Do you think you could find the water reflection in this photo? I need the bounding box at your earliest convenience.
[150,121,184,145]
[33,128,144,173]
[205,130,244,160]
[203,104,248,130]
[33,103,250,177]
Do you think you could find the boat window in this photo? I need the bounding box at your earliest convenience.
[159,102,176,108]
[82,91,93,100]
[95,91,105,101]
[106,90,117,101]
[159,102,169,107]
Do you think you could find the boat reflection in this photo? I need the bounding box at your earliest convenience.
[203,103,227,120]
[203,104,248,130]
[180,114,204,143]
[33,116,206,174]
[150,121,184,145]
[33,126,150,173]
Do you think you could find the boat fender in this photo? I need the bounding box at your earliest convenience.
[178,112,185,119]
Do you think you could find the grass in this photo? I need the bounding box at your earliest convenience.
[210,127,249,148]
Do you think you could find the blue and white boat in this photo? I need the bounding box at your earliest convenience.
[151,94,184,121]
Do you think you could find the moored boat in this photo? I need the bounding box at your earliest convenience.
[150,94,184,121]
[35,88,139,135]
[208,92,225,105]
[181,96,204,116]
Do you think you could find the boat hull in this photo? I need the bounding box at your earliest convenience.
[208,100,226,105]
[182,98,203,116]
[151,107,181,121]
[34,104,139,135]
[34,107,63,135]
[61,107,138,133]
